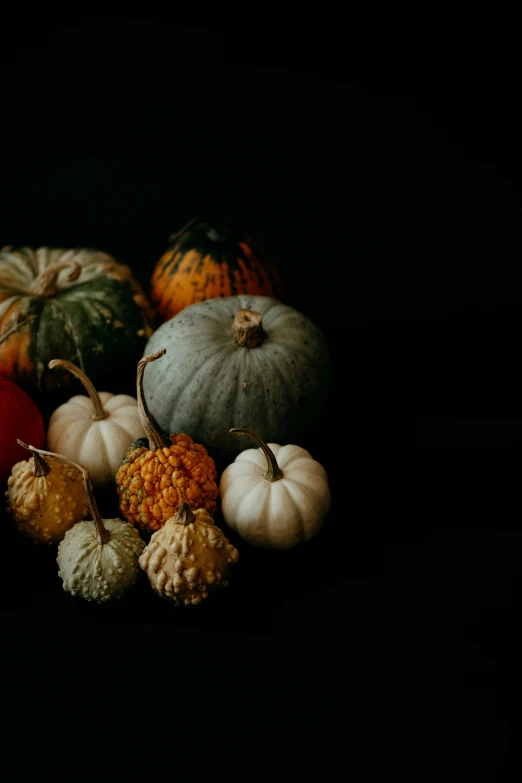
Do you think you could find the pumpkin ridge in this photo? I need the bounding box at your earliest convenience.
[272,479,305,543]
[165,342,235,422]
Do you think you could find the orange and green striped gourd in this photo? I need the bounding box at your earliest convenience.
[150,217,283,324]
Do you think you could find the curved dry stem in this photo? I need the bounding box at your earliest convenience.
[229,427,283,481]
[49,358,107,420]
[136,349,167,451]
[0,315,37,346]
[16,439,50,477]
[30,260,82,298]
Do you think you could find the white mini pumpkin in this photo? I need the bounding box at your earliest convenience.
[46,358,146,486]
[219,427,331,549]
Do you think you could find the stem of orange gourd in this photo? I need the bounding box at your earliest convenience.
[48,359,108,420]
[232,310,267,348]
[17,441,110,544]
[16,439,50,476]
[229,427,283,481]
[136,349,168,451]
[30,260,82,298]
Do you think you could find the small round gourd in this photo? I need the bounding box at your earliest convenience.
[47,450,146,603]
[219,427,331,549]
[46,358,146,486]
[141,295,333,466]
[139,497,239,607]
[115,349,219,535]
[5,441,89,545]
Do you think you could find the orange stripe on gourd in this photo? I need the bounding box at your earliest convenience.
[0,304,35,382]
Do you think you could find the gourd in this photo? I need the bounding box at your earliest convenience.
[46,358,146,486]
[139,493,239,607]
[5,441,89,544]
[141,295,333,466]
[115,349,219,535]
[0,375,45,485]
[150,217,283,323]
[44,450,147,603]
[219,427,331,549]
[0,245,153,406]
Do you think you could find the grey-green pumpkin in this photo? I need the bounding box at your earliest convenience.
[141,295,332,465]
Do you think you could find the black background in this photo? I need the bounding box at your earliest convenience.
[1,12,520,779]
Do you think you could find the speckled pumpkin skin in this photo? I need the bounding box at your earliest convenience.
[115,434,219,535]
[5,456,89,545]
[150,219,283,322]
[57,517,146,603]
[0,246,153,404]
[139,506,239,607]
[142,295,333,465]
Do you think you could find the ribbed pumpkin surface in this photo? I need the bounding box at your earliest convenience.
[142,295,332,465]
[0,246,153,399]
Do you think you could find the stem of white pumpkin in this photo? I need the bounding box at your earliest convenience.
[30,260,82,298]
[16,439,50,477]
[17,441,110,544]
[232,310,267,348]
[48,359,108,421]
[136,349,168,451]
[229,427,283,482]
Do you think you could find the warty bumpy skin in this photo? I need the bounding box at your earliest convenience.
[6,457,89,544]
[57,518,146,603]
[139,506,239,607]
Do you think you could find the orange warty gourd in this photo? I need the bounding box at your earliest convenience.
[149,217,283,323]
[115,349,219,535]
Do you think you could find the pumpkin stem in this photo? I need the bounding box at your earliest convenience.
[30,260,82,298]
[0,315,38,347]
[168,216,202,244]
[174,501,196,526]
[136,349,168,451]
[232,309,267,348]
[16,443,110,544]
[48,359,108,421]
[16,439,51,477]
[229,427,283,481]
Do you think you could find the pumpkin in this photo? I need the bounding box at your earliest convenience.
[50,450,146,603]
[115,349,220,535]
[139,496,239,607]
[5,440,89,544]
[0,375,45,485]
[0,245,154,407]
[141,295,333,467]
[46,358,146,486]
[150,217,283,323]
[219,427,331,549]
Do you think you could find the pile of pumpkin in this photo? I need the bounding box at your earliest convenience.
[0,219,332,607]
